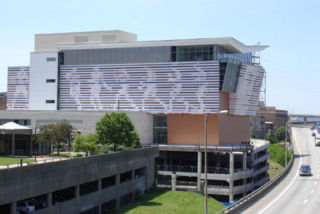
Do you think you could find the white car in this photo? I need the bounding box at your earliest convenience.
[17,201,35,213]
[315,138,320,146]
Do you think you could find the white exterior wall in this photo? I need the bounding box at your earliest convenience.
[29,52,58,110]
[35,31,137,52]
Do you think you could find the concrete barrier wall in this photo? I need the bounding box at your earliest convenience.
[0,147,158,213]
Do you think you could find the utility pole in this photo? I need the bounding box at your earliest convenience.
[204,114,208,214]
[285,120,290,167]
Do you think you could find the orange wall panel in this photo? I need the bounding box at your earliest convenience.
[167,114,219,146]
[218,114,250,145]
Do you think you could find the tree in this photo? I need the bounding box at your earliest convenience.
[266,132,275,144]
[96,112,141,151]
[275,127,286,142]
[73,133,98,155]
[38,120,73,155]
[38,124,56,154]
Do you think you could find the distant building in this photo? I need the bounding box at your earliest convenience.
[251,106,288,138]
[4,30,269,203]
[0,92,6,110]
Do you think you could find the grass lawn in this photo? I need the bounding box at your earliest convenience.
[116,189,225,214]
[268,143,292,167]
[0,157,35,165]
[268,159,284,179]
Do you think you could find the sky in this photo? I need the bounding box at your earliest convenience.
[1,0,319,114]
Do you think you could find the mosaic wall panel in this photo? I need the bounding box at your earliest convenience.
[229,64,264,115]
[7,66,30,110]
[59,61,220,113]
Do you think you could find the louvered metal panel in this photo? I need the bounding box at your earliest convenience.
[229,64,264,115]
[59,61,220,113]
[7,67,30,110]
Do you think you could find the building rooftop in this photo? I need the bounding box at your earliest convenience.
[34,30,268,53]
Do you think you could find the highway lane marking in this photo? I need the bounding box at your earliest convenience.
[257,129,302,214]
[303,199,308,204]
[311,189,314,194]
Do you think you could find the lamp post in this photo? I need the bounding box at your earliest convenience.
[204,110,228,214]
[34,125,41,162]
[285,120,290,167]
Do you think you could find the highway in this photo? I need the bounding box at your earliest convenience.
[243,126,320,214]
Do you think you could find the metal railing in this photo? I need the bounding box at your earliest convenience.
[159,164,248,175]
[216,148,294,214]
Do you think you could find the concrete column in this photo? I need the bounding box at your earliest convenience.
[243,152,247,193]
[229,152,234,203]
[12,133,15,156]
[10,202,16,214]
[75,185,80,213]
[131,170,136,201]
[30,133,33,157]
[250,150,254,169]
[47,192,52,208]
[116,174,120,209]
[197,151,202,191]
[171,173,176,191]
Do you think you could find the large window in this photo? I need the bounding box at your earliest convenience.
[153,115,167,144]
[176,45,214,62]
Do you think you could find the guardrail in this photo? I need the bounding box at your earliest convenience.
[216,147,294,214]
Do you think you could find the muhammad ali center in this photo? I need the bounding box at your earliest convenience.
[3,30,270,202]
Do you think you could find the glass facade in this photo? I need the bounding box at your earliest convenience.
[153,115,167,144]
[61,45,252,65]
[176,45,214,61]
[62,46,172,65]
[0,119,31,126]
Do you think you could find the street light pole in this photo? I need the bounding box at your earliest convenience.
[285,120,290,167]
[204,110,228,214]
[204,114,208,214]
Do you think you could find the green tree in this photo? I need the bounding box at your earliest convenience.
[96,112,141,151]
[38,124,56,154]
[266,132,275,144]
[72,133,98,155]
[275,127,286,142]
[73,134,85,152]
[38,120,73,155]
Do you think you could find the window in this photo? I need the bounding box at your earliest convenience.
[80,180,99,196]
[46,57,56,62]
[153,115,167,144]
[52,186,76,205]
[79,206,99,214]
[101,199,117,214]
[120,192,133,207]
[46,79,56,83]
[120,171,132,183]
[45,100,55,104]
[101,175,116,189]
[134,167,145,178]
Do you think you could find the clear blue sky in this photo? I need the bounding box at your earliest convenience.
[1,0,319,114]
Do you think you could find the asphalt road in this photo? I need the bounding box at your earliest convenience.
[243,126,320,214]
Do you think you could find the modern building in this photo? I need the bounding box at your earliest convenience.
[5,30,269,202]
[0,92,6,110]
